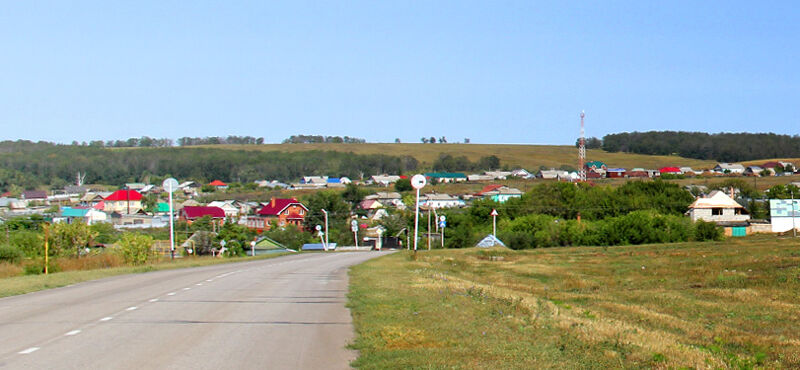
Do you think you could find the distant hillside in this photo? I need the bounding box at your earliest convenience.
[602,131,800,162]
[202,143,717,170]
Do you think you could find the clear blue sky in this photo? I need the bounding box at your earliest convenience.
[1,1,798,145]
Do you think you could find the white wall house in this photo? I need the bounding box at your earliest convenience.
[770,199,800,233]
[686,191,750,222]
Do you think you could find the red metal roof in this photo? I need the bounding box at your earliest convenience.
[208,180,227,186]
[659,167,681,173]
[257,198,307,216]
[476,184,503,196]
[182,206,225,219]
[105,190,143,201]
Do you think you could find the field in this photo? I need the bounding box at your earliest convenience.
[198,143,718,170]
[348,236,800,369]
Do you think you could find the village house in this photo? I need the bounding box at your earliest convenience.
[21,190,48,204]
[247,198,308,232]
[103,190,143,214]
[467,174,494,182]
[659,167,682,176]
[207,200,241,218]
[537,169,570,180]
[687,190,750,236]
[425,172,468,183]
[679,167,697,176]
[179,206,226,225]
[743,166,766,176]
[627,168,650,178]
[606,168,626,178]
[511,169,534,179]
[420,193,466,208]
[208,180,229,190]
[713,163,745,174]
[476,185,523,203]
[769,199,800,233]
[484,171,513,180]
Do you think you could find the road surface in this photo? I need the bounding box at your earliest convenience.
[0,252,390,369]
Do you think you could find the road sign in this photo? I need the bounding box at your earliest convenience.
[315,225,322,231]
[439,221,446,228]
[411,174,427,189]
[162,178,179,193]
[490,209,499,217]
[439,215,446,222]
[351,220,358,232]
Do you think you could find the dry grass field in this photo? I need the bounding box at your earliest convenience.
[349,236,800,369]
[199,143,718,170]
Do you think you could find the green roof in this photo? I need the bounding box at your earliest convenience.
[61,207,88,217]
[156,202,170,212]
[424,172,467,178]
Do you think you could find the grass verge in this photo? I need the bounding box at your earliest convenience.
[0,253,290,298]
[348,236,800,368]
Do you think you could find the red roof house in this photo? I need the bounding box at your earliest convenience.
[208,180,228,188]
[180,206,226,224]
[659,167,682,174]
[476,184,503,196]
[104,190,143,214]
[248,198,308,231]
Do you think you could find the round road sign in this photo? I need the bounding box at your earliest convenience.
[411,174,427,189]
[162,178,179,193]
[439,215,446,222]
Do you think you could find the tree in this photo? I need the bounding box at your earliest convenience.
[303,191,350,231]
[394,138,401,143]
[50,221,97,257]
[394,178,413,192]
[342,184,368,210]
[429,137,436,144]
[118,233,155,265]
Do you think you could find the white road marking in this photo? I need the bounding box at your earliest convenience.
[206,279,213,282]
[19,347,39,354]
[149,298,159,302]
[167,292,176,296]
[195,283,203,286]
[65,330,81,336]
[182,287,191,291]
[126,306,138,311]
[100,317,113,321]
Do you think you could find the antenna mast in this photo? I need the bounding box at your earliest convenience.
[579,111,586,182]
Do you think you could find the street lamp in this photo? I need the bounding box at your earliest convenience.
[320,209,329,249]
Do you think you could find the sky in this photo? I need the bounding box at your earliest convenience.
[1,1,798,145]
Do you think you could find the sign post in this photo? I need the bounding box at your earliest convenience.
[439,215,446,248]
[411,174,427,252]
[351,220,359,248]
[321,209,329,249]
[490,209,499,237]
[162,178,179,259]
[250,240,256,257]
[316,225,326,251]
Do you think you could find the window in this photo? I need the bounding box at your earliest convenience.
[712,208,723,216]
[299,209,304,215]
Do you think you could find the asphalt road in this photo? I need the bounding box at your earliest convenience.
[0,251,390,369]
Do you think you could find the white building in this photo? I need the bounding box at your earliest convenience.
[770,199,800,233]
[420,193,466,209]
[686,191,749,223]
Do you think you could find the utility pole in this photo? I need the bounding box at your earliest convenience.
[793,191,797,238]
[579,111,586,182]
[427,208,432,251]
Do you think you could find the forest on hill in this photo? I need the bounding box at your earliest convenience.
[0,141,418,190]
[0,141,503,191]
[602,131,800,162]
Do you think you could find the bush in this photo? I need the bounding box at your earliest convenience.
[693,220,723,241]
[0,245,23,263]
[9,230,43,257]
[117,233,155,265]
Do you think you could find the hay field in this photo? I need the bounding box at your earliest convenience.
[201,143,717,170]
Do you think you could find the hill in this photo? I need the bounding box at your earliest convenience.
[197,143,717,170]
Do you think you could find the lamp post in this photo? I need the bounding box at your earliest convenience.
[321,209,329,249]
[162,178,179,259]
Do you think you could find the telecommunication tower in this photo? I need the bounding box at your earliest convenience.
[579,111,586,182]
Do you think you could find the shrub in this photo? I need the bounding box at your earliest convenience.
[0,245,23,264]
[693,220,723,241]
[117,233,155,265]
[9,230,43,257]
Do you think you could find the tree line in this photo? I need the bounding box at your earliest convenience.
[0,140,417,190]
[601,131,800,162]
[282,135,366,144]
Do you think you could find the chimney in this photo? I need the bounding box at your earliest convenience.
[271,198,276,207]
[730,187,735,199]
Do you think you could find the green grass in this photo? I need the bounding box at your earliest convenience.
[348,236,800,368]
[0,253,290,298]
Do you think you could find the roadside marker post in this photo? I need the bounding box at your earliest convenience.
[411,174,427,253]
[351,220,359,248]
[490,209,499,237]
